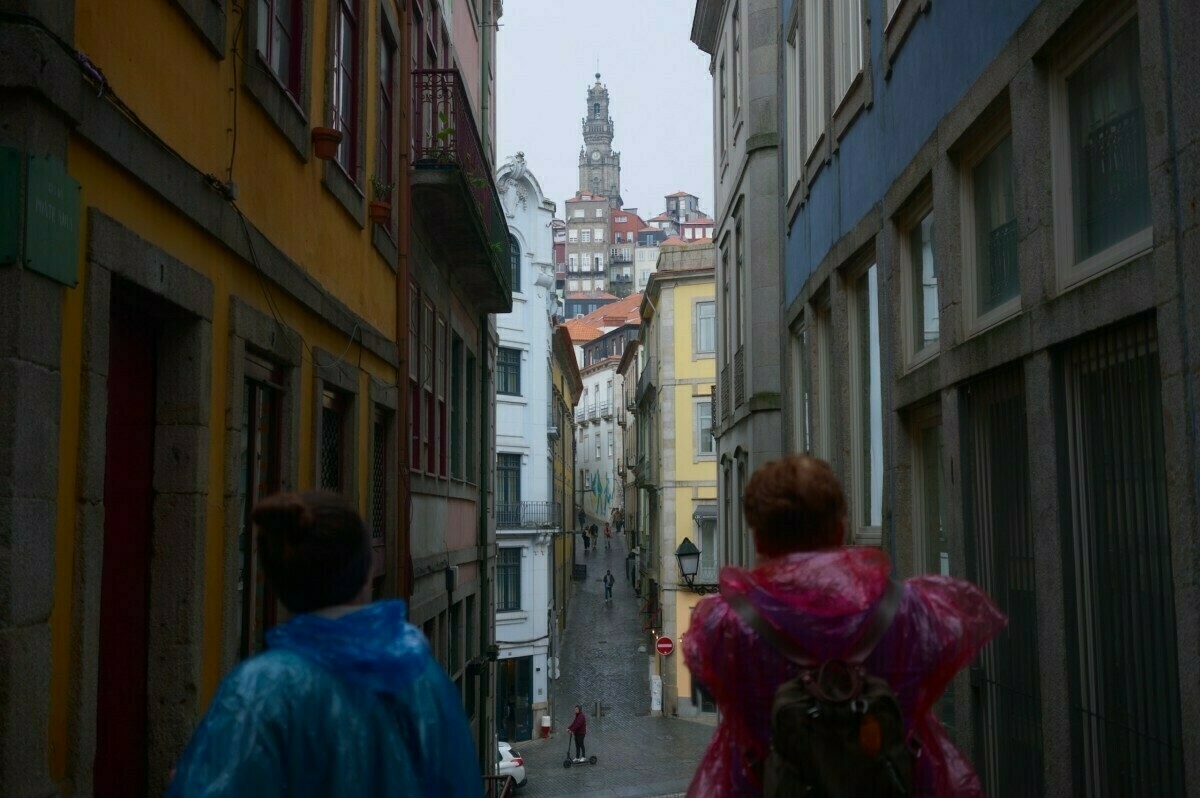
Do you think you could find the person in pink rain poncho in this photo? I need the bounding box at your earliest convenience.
[683,455,1006,797]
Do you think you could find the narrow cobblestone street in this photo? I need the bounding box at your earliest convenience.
[513,533,713,797]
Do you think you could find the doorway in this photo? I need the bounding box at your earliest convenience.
[93,302,160,796]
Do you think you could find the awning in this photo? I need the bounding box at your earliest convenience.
[692,505,718,522]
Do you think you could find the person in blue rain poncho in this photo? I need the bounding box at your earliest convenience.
[167,491,482,797]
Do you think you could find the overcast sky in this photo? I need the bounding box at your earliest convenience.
[496,0,715,220]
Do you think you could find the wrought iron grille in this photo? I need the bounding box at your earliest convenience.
[720,365,731,421]
[1059,315,1183,797]
[320,404,342,492]
[371,417,387,546]
[985,219,1019,310]
[412,68,510,289]
[1078,105,1149,259]
[962,366,1043,798]
[733,345,745,407]
[495,500,561,529]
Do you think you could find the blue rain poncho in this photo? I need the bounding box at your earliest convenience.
[167,600,482,797]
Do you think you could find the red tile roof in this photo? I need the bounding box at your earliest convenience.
[579,292,642,327]
[666,191,697,198]
[660,235,688,246]
[562,318,602,342]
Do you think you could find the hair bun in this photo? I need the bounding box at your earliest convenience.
[252,493,316,541]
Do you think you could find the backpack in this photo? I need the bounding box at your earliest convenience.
[725,579,915,798]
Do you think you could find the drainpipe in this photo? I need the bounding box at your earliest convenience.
[396,0,414,601]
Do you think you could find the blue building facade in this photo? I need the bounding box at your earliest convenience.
[777,1,1199,796]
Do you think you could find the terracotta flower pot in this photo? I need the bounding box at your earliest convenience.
[369,200,392,225]
[311,126,343,161]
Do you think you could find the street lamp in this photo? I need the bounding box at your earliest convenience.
[675,537,718,594]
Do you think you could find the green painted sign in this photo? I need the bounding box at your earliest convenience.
[0,147,18,264]
[25,153,80,287]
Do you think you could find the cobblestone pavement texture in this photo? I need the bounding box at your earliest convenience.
[511,532,714,797]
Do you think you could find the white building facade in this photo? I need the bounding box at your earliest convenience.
[493,153,560,743]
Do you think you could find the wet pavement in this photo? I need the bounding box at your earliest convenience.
[512,532,714,797]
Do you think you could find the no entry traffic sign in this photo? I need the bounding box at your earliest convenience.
[656,636,674,656]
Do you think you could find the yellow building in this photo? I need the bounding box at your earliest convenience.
[1,1,508,794]
[550,324,583,638]
[635,242,717,719]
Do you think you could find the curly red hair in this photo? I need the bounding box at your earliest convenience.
[742,455,847,557]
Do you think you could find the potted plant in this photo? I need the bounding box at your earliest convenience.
[311,126,344,160]
[369,175,395,226]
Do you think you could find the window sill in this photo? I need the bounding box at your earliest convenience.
[243,52,310,160]
[832,71,870,145]
[172,0,226,56]
[323,159,366,227]
[372,224,398,272]
[497,611,528,623]
[1057,228,1153,296]
[884,0,931,78]
[964,297,1021,339]
[905,342,941,374]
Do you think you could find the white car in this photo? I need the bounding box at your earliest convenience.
[497,741,527,788]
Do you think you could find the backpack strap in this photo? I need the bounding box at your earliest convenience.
[723,577,904,668]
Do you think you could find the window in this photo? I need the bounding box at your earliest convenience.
[790,322,811,454]
[902,208,939,362]
[509,235,520,292]
[1052,14,1151,290]
[804,0,825,160]
[568,254,578,269]
[332,0,361,178]
[731,3,742,115]
[370,406,390,568]
[594,433,600,460]
[695,300,716,354]
[815,301,833,459]
[256,0,303,97]
[594,208,604,218]
[376,27,396,196]
[422,300,435,473]
[719,55,727,153]
[496,547,521,611]
[734,214,745,353]
[832,0,863,105]
[568,229,578,243]
[607,431,614,457]
[409,285,421,469]
[850,265,882,544]
[911,404,951,729]
[614,232,622,244]
[436,314,447,478]
[785,22,802,190]
[572,209,584,219]
[962,367,1044,797]
[696,399,715,456]
[593,228,604,242]
[465,352,476,480]
[320,389,349,492]
[497,347,521,396]
[963,131,1019,332]
[1060,317,1183,796]
[240,358,284,656]
[496,453,521,526]
[581,230,591,244]
[594,255,603,270]
[451,335,464,479]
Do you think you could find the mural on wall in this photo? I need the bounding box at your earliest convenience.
[590,470,613,516]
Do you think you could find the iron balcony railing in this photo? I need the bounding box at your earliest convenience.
[637,356,657,402]
[720,364,731,421]
[575,407,586,422]
[734,345,745,407]
[496,501,562,529]
[412,68,511,299]
[599,400,611,419]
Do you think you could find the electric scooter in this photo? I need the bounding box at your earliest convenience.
[562,736,598,768]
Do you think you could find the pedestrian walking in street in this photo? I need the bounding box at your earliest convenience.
[583,526,591,552]
[167,491,481,797]
[682,455,1006,798]
[603,569,615,602]
[567,705,588,760]
[604,523,612,550]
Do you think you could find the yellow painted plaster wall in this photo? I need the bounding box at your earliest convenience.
[47,129,399,782]
[72,0,397,338]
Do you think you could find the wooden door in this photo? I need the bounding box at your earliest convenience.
[94,304,158,796]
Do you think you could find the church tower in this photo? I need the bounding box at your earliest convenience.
[578,74,623,209]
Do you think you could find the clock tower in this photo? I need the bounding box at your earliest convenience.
[578,74,623,208]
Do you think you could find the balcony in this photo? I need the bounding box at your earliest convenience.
[637,356,657,403]
[720,365,731,421]
[412,69,511,313]
[610,249,632,264]
[734,346,745,407]
[496,501,562,529]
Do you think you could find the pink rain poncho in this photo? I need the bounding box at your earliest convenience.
[683,546,1006,797]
